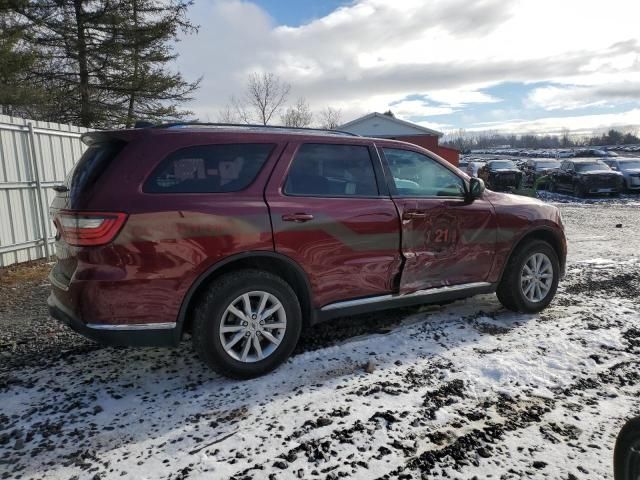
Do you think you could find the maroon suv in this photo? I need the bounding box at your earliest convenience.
[49,124,566,378]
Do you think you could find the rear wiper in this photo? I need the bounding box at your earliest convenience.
[52,184,69,193]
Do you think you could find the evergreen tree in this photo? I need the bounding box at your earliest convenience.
[108,0,200,127]
[0,1,40,115]
[9,0,199,127]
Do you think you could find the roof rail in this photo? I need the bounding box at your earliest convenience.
[147,121,360,137]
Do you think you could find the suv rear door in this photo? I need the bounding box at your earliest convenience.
[265,141,402,308]
[379,146,496,293]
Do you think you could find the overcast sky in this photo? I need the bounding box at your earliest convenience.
[176,0,640,135]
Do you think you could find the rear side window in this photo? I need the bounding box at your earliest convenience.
[65,142,125,202]
[284,144,379,197]
[144,143,274,193]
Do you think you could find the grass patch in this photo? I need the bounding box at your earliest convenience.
[0,261,52,288]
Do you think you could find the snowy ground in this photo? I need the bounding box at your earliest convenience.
[1,200,639,480]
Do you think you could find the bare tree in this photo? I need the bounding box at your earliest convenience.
[281,97,313,128]
[230,72,291,125]
[318,106,342,130]
[217,104,240,123]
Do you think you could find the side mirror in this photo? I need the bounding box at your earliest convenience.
[468,177,485,201]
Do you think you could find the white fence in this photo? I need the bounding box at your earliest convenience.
[0,115,90,267]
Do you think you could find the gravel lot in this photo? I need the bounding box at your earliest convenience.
[1,196,639,479]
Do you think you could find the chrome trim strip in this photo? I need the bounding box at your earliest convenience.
[86,322,177,331]
[320,282,492,312]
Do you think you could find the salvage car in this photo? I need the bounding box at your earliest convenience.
[477,159,523,191]
[466,160,485,178]
[49,124,566,378]
[602,158,640,192]
[549,159,624,196]
[521,159,561,188]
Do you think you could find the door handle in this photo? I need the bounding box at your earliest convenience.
[402,211,426,220]
[282,213,314,222]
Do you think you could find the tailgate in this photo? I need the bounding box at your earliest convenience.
[50,141,126,284]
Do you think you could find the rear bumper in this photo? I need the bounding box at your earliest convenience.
[48,293,178,347]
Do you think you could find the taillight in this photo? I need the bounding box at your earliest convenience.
[55,211,128,246]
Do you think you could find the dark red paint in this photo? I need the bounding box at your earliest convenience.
[49,128,566,336]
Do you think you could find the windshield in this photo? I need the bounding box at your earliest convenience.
[489,161,516,169]
[575,161,611,172]
[535,161,560,170]
[618,160,640,170]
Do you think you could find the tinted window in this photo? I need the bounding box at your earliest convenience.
[488,160,516,170]
[144,143,274,193]
[65,141,125,202]
[284,144,378,197]
[575,161,611,172]
[383,148,465,197]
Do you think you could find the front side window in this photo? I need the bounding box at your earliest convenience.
[284,144,379,197]
[144,143,274,193]
[383,148,465,197]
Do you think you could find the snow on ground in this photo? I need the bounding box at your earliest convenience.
[1,202,639,480]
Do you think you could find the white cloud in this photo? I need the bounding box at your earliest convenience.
[390,99,456,118]
[175,0,640,132]
[469,108,640,135]
[528,79,640,111]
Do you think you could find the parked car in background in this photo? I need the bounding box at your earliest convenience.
[521,159,561,188]
[466,160,485,177]
[48,123,566,378]
[549,159,624,196]
[477,159,523,191]
[602,158,640,191]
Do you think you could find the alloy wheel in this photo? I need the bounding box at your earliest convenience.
[520,253,554,303]
[219,291,287,363]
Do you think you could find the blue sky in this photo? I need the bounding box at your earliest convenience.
[176,0,640,135]
[252,0,350,26]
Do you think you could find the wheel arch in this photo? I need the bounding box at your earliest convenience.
[175,252,313,341]
[499,226,566,283]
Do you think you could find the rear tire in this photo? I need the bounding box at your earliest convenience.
[497,240,560,313]
[192,270,302,379]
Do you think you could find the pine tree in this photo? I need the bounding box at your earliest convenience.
[9,0,199,128]
[106,0,200,127]
[0,2,40,116]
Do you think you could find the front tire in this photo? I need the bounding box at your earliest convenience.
[497,240,560,313]
[192,270,302,379]
[614,417,640,480]
[573,183,584,197]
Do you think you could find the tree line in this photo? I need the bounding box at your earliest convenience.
[443,128,640,152]
[1,0,343,130]
[1,0,200,128]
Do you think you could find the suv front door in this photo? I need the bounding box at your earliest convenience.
[265,142,402,308]
[379,147,497,294]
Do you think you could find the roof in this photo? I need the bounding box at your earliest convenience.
[339,112,443,138]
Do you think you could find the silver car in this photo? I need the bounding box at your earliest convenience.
[603,158,640,191]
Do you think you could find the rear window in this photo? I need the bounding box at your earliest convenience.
[144,143,274,193]
[65,142,125,202]
[284,144,379,197]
